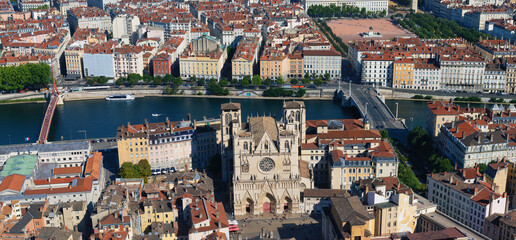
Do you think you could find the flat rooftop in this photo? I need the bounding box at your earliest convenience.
[421,211,490,240]
[0,155,38,177]
[0,141,89,155]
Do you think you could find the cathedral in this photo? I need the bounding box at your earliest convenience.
[221,101,312,216]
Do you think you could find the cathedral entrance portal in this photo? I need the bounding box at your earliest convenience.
[283,196,292,213]
[243,198,254,215]
[260,193,276,214]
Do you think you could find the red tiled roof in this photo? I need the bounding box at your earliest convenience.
[0,174,25,193]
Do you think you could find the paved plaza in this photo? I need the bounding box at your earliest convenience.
[230,213,322,240]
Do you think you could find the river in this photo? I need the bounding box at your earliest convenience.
[0,96,376,145]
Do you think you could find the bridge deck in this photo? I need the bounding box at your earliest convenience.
[37,94,58,144]
[348,84,408,145]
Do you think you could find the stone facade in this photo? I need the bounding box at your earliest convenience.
[222,101,311,216]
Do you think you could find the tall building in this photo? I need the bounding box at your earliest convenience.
[224,101,312,216]
[427,168,508,233]
[116,119,194,172]
[112,14,140,44]
[484,211,516,240]
[180,35,227,81]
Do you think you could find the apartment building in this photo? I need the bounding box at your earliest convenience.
[438,120,508,168]
[328,138,398,190]
[82,41,116,78]
[151,37,187,77]
[65,28,107,79]
[425,101,485,138]
[187,193,229,240]
[351,177,418,235]
[260,52,289,80]
[393,58,414,89]
[112,14,140,43]
[483,63,506,93]
[113,46,147,78]
[361,54,393,87]
[302,50,341,80]
[303,0,388,13]
[180,35,227,80]
[427,168,507,233]
[116,119,194,172]
[17,0,49,11]
[484,211,516,240]
[503,57,516,93]
[139,199,175,232]
[413,60,441,91]
[231,36,260,80]
[463,8,509,31]
[288,53,304,79]
[67,7,112,34]
[55,0,87,17]
[438,53,486,92]
[475,39,516,61]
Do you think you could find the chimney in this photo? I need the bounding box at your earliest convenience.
[449,175,454,184]
[127,122,130,127]
[187,114,191,121]
[474,187,479,195]
[454,164,458,170]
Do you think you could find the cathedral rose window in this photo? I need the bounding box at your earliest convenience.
[259,158,275,172]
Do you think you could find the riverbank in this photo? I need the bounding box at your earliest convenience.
[0,86,509,105]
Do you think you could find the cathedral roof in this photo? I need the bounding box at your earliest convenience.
[249,116,278,144]
[283,101,305,109]
[221,103,241,111]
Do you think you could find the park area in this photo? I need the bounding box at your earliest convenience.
[327,18,416,44]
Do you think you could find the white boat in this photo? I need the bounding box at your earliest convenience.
[152,113,161,117]
[105,94,135,101]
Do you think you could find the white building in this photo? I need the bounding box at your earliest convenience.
[303,0,388,13]
[83,43,116,78]
[414,62,441,91]
[427,169,507,233]
[438,54,486,92]
[483,63,506,93]
[112,14,140,44]
[67,7,112,34]
[303,50,342,80]
[360,55,393,87]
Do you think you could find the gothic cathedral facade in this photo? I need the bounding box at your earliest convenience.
[221,101,312,216]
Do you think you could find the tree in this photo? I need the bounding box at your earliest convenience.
[276,76,285,85]
[290,79,299,84]
[119,162,139,178]
[242,76,251,87]
[173,76,183,87]
[252,75,262,86]
[115,78,125,85]
[137,160,152,178]
[219,78,229,87]
[197,78,205,86]
[127,73,142,85]
[324,73,331,80]
[153,76,163,85]
[477,163,487,173]
[231,78,239,85]
[143,74,153,83]
[302,78,311,85]
[296,88,306,97]
[164,74,174,84]
[380,129,389,139]
[264,78,273,86]
[314,78,323,86]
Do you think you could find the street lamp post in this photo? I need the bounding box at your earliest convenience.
[396,103,398,120]
[79,130,87,140]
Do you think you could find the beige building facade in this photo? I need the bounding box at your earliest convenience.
[224,101,311,216]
